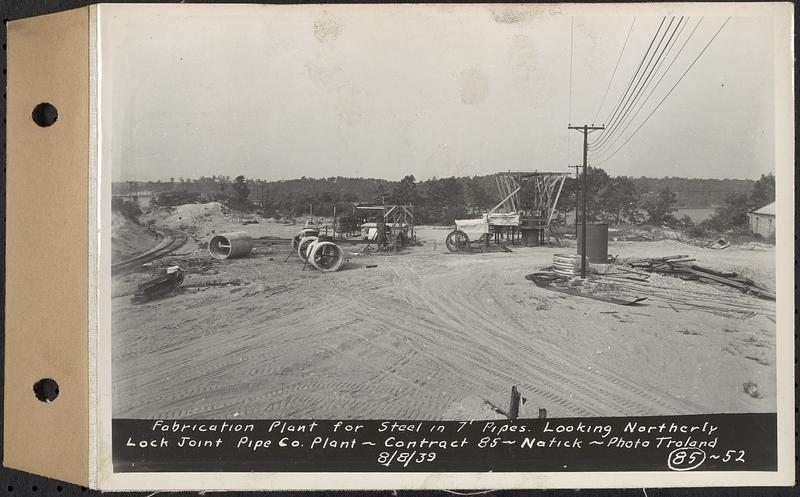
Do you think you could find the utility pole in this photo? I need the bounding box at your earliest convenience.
[568,124,604,279]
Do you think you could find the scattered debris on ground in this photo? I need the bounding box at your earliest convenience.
[483,386,548,420]
[707,238,730,250]
[525,251,776,325]
[132,266,184,303]
[149,255,217,275]
[182,274,249,288]
[526,272,648,306]
[743,381,762,399]
[625,255,775,300]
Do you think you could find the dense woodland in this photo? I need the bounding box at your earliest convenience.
[113,170,774,235]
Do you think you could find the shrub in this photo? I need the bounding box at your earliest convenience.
[687,223,709,238]
[112,198,142,222]
[200,191,230,204]
[150,190,202,207]
[676,215,695,228]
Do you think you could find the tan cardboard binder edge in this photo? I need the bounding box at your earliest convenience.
[4,6,90,485]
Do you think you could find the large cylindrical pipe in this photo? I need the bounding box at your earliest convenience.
[208,232,254,260]
[292,228,320,251]
[297,236,319,262]
[309,241,344,272]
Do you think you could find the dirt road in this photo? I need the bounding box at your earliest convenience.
[112,225,776,419]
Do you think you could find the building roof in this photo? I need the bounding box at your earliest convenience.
[752,201,775,216]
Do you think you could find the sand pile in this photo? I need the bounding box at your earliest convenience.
[142,204,342,247]
[142,202,236,238]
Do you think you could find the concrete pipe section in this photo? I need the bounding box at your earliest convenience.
[309,241,344,272]
[208,232,254,260]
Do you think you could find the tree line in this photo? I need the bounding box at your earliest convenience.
[113,171,773,233]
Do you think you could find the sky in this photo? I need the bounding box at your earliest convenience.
[100,4,780,183]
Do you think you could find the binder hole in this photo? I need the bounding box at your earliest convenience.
[56,487,63,493]
[33,378,59,402]
[30,487,37,493]
[31,102,58,127]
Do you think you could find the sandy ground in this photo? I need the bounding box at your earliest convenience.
[112,223,776,420]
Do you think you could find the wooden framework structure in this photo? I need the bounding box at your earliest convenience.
[354,204,416,246]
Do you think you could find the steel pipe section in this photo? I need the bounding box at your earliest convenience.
[208,232,254,260]
[305,240,321,260]
[292,228,320,251]
[297,236,319,262]
[309,241,344,272]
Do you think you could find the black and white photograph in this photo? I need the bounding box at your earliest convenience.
[94,2,793,488]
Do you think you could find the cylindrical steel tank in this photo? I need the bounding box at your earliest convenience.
[208,232,254,259]
[576,223,609,263]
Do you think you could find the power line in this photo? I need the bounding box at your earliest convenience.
[591,17,702,158]
[592,17,637,125]
[568,17,574,124]
[592,17,732,166]
[593,17,666,135]
[566,17,574,170]
[591,17,683,151]
[592,17,708,162]
[590,16,686,152]
[590,16,680,151]
[593,17,693,155]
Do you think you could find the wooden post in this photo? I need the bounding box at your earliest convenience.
[508,386,521,419]
[411,204,415,244]
[392,213,398,254]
